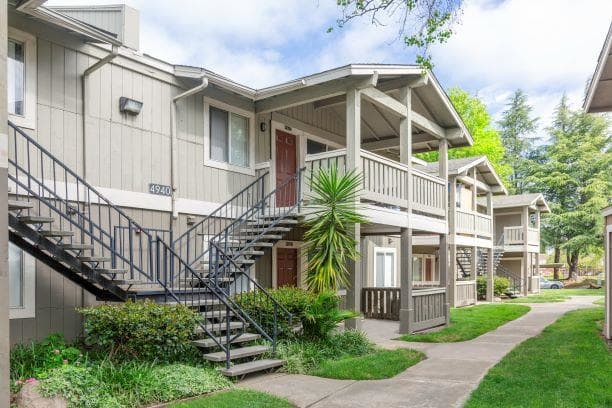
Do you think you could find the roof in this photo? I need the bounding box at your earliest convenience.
[420,156,508,194]
[488,193,550,213]
[584,21,612,113]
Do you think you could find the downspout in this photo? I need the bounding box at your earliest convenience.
[170,76,208,220]
[82,45,119,180]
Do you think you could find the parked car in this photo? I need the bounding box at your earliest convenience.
[540,277,564,289]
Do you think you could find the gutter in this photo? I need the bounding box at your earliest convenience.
[82,45,119,180]
[170,77,209,219]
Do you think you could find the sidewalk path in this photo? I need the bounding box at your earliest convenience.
[239,296,601,408]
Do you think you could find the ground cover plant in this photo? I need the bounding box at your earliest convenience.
[465,308,612,407]
[476,276,509,299]
[400,304,530,343]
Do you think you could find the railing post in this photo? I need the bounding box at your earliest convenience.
[273,304,278,353]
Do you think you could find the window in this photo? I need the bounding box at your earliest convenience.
[9,242,35,319]
[374,248,396,287]
[412,254,438,285]
[209,106,249,167]
[8,39,24,116]
[412,256,422,281]
[456,183,462,208]
[7,28,36,129]
[307,139,327,155]
[204,99,254,175]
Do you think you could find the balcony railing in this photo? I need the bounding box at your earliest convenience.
[504,226,540,246]
[304,149,446,219]
[455,209,492,237]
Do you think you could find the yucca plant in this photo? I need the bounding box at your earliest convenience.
[304,166,367,293]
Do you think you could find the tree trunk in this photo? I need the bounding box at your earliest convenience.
[567,251,579,280]
[553,246,560,280]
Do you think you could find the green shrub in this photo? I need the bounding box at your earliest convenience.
[477,276,510,299]
[39,361,231,408]
[79,300,200,361]
[234,287,314,339]
[10,333,84,386]
[303,291,358,339]
[274,330,376,375]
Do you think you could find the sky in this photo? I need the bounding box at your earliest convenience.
[47,0,612,141]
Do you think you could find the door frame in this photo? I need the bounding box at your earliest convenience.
[373,247,397,287]
[272,240,306,289]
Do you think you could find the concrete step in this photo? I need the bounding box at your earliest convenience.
[192,333,261,349]
[248,218,298,226]
[113,279,148,285]
[78,256,111,263]
[200,310,236,320]
[18,215,54,224]
[60,243,94,251]
[39,230,75,237]
[95,268,127,275]
[223,241,273,249]
[195,321,246,333]
[221,359,285,377]
[201,258,255,266]
[8,200,33,211]
[179,277,234,285]
[166,298,222,307]
[202,345,270,362]
[239,227,291,234]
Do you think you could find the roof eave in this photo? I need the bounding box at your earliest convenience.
[584,21,612,113]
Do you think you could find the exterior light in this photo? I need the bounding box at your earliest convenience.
[119,97,143,115]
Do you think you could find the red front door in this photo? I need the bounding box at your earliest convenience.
[277,248,298,287]
[275,130,297,206]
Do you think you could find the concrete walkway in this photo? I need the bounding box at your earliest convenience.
[240,296,601,408]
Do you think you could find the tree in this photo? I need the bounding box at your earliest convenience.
[497,89,539,193]
[304,167,367,292]
[418,87,512,184]
[332,0,463,70]
[530,95,611,279]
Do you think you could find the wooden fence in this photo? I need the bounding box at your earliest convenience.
[361,287,400,320]
[454,280,477,307]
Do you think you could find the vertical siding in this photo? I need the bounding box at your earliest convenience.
[279,104,345,137]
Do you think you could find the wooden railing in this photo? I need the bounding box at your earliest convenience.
[504,226,540,246]
[455,210,492,237]
[412,287,446,331]
[454,280,477,307]
[362,287,400,320]
[305,149,446,219]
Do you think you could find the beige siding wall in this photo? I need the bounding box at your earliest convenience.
[494,213,522,239]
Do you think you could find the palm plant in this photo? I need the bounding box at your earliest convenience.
[304,166,367,293]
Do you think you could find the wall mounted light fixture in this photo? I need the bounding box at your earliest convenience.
[119,97,143,115]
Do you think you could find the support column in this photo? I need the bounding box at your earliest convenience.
[486,191,494,302]
[439,139,450,324]
[0,0,10,404]
[345,88,362,329]
[522,206,529,296]
[448,176,457,307]
[399,85,413,334]
[470,169,477,282]
[534,209,541,293]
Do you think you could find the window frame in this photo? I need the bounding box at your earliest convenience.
[9,243,36,319]
[203,97,255,176]
[8,27,37,130]
[373,247,397,287]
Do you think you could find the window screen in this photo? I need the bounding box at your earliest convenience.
[9,242,23,308]
[8,39,25,116]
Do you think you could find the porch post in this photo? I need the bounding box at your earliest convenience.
[534,209,541,293]
[0,0,10,403]
[522,206,529,296]
[399,85,413,334]
[486,191,494,302]
[470,168,478,282]
[345,87,362,329]
[438,139,450,324]
[448,177,457,307]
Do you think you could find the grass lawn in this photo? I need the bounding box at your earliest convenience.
[312,349,424,380]
[399,304,530,343]
[170,389,293,408]
[465,308,612,408]
[505,288,605,303]
[594,298,605,305]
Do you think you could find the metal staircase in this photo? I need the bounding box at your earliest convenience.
[456,248,474,280]
[6,121,303,377]
[476,236,523,296]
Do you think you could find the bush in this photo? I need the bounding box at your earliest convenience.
[10,333,84,386]
[274,330,376,375]
[38,361,231,408]
[302,291,358,339]
[234,287,314,339]
[79,300,200,361]
[477,276,510,299]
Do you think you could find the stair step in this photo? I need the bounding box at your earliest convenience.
[192,333,261,349]
[60,243,94,251]
[229,250,264,257]
[78,256,111,263]
[248,218,298,226]
[202,345,270,362]
[221,359,285,377]
[8,200,33,211]
[224,242,273,249]
[166,298,222,307]
[179,277,233,285]
[240,227,291,234]
[201,258,256,266]
[200,310,236,319]
[113,279,147,285]
[18,216,54,224]
[95,268,128,275]
[39,230,75,237]
[195,321,246,333]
